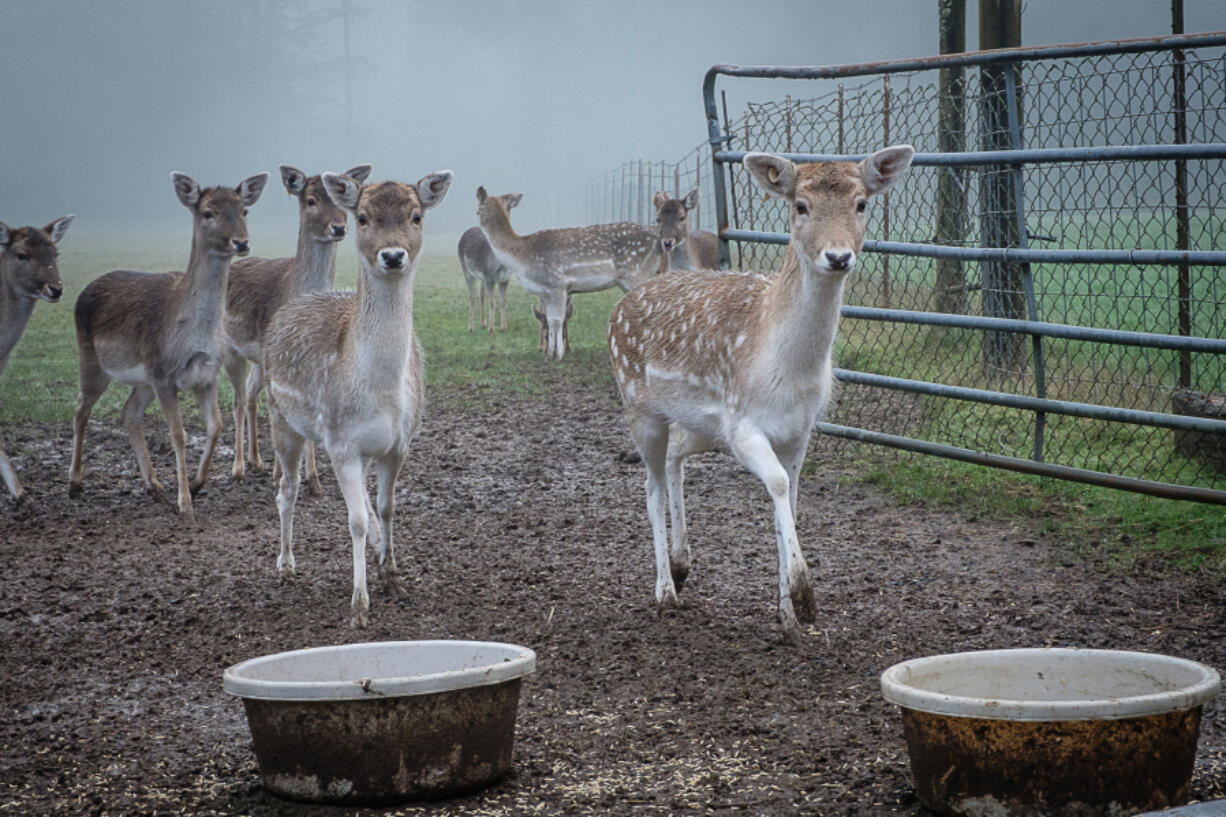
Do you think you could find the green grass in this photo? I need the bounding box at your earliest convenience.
[3,231,1222,567]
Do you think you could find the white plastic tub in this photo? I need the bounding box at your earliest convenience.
[880,648,1220,817]
[224,640,537,804]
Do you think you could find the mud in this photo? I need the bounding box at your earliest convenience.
[2,365,1224,815]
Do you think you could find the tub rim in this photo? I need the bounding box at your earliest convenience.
[223,639,537,702]
[880,647,1221,722]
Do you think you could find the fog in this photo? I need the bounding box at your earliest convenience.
[1,0,1221,241]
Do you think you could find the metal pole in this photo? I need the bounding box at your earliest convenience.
[704,72,732,269]
[882,75,892,309]
[936,0,969,313]
[1172,0,1192,389]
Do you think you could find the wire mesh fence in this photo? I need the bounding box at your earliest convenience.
[586,33,1226,501]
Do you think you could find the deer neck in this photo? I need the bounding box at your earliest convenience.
[290,231,339,295]
[349,260,416,385]
[0,276,35,371]
[758,243,847,378]
[479,206,526,260]
[177,237,234,347]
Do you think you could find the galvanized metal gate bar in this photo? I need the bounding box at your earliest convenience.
[702,32,1226,504]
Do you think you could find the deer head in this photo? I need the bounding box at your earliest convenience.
[325,171,453,275]
[0,215,74,303]
[743,145,914,274]
[172,172,270,258]
[280,164,371,243]
[653,188,699,255]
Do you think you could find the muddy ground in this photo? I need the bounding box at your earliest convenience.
[2,365,1224,816]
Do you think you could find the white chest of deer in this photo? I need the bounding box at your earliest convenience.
[263,170,452,628]
[610,146,914,643]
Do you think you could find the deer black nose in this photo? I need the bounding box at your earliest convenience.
[662,239,675,250]
[47,284,63,300]
[825,250,853,270]
[233,239,250,254]
[380,248,406,268]
[331,224,346,238]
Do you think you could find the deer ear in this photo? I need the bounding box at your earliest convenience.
[45,214,75,243]
[0,222,9,248]
[653,191,669,210]
[237,172,270,207]
[743,153,797,199]
[476,186,487,204]
[322,172,362,211]
[415,170,453,210]
[171,172,202,209]
[860,145,915,196]
[279,165,307,196]
[344,164,373,184]
[505,193,523,209]
[683,188,700,210]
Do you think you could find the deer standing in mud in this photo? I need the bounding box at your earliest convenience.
[263,169,452,627]
[224,163,371,492]
[0,215,74,502]
[654,189,720,270]
[68,172,269,520]
[477,188,667,360]
[610,146,914,643]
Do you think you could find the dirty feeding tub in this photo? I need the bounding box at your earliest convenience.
[880,648,1221,817]
[223,640,537,804]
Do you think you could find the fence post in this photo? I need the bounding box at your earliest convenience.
[978,0,1027,375]
[1172,0,1192,390]
[881,76,892,308]
[936,0,969,313]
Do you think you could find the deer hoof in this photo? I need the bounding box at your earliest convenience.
[350,608,370,629]
[188,476,208,496]
[778,601,803,645]
[68,480,83,499]
[306,474,323,498]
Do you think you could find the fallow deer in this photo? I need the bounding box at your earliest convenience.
[263,169,452,627]
[458,226,510,333]
[532,296,573,354]
[223,163,371,490]
[68,172,269,520]
[610,146,914,643]
[477,188,667,360]
[654,189,720,270]
[0,215,74,501]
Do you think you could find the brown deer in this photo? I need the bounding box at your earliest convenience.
[263,169,452,627]
[223,163,371,491]
[654,189,720,270]
[532,296,572,354]
[0,215,74,501]
[457,225,510,333]
[610,146,914,643]
[68,172,269,520]
[477,188,667,360]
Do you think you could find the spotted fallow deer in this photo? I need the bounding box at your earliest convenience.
[457,225,511,333]
[0,215,74,502]
[477,188,668,360]
[610,146,914,643]
[68,172,269,520]
[223,163,371,490]
[263,169,452,627]
[654,189,720,270]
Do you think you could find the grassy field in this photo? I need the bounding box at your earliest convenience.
[2,229,1223,565]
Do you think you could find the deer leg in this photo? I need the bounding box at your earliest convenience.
[153,385,194,521]
[0,435,24,502]
[466,276,477,332]
[664,428,714,592]
[727,426,814,644]
[271,401,304,579]
[374,452,408,597]
[331,452,371,628]
[630,414,677,612]
[244,362,264,472]
[498,281,509,331]
[68,353,109,498]
[545,291,569,361]
[120,385,162,500]
[779,436,817,624]
[224,353,249,481]
[189,382,222,495]
[304,442,323,497]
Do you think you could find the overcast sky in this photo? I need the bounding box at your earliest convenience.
[1,0,1221,240]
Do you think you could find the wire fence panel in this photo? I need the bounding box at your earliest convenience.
[587,33,1226,503]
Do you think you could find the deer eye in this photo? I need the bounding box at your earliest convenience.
[242,208,249,217]
[306,197,317,207]
[202,210,215,220]
[795,202,809,216]
[412,213,423,226]
[856,199,868,213]
[357,214,369,226]
[15,251,29,261]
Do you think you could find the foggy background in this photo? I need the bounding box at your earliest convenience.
[1,0,1221,244]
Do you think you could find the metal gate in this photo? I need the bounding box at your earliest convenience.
[701,32,1226,504]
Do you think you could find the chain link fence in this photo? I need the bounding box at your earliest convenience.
[587,33,1226,502]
